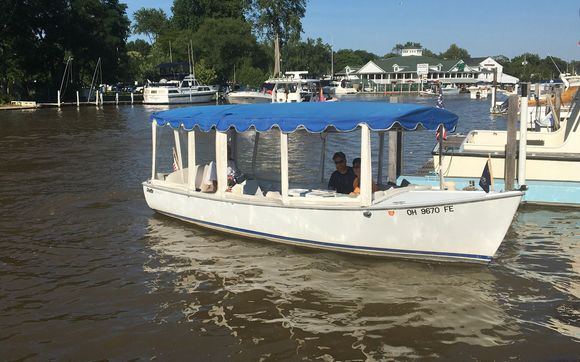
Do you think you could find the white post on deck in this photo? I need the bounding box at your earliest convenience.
[115,92,119,105]
[518,96,528,187]
[130,92,134,105]
[95,90,99,107]
[215,131,228,196]
[57,90,61,108]
[360,124,372,207]
[377,131,385,186]
[173,129,184,183]
[280,130,289,203]
[151,122,157,180]
[76,91,80,107]
[187,131,196,191]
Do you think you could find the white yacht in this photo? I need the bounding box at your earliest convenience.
[402,87,580,206]
[143,75,216,104]
[226,71,320,104]
[324,79,357,96]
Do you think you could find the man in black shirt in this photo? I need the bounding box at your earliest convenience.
[328,151,356,194]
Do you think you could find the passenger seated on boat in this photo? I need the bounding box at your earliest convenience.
[328,151,356,194]
[350,158,379,195]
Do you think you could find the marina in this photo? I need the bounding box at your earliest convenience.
[1,0,579,359]
[1,95,578,359]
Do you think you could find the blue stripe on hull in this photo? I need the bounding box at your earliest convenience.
[156,210,492,263]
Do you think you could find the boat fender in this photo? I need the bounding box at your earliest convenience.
[363,211,372,218]
[519,184,529,191]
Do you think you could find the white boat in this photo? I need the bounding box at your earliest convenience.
[402,87,580,206]
[143,75,216,104]
[441,84,460,95]
[225,89,272,104]
[324,79,357,96]
[467,86,489,99]
[142,102,522,263]
[226,71,319,104]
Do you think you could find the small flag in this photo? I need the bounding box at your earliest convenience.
[479,160,491,193]
[172,147,180,171]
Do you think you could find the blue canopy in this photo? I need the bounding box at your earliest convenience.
[150,102,458,133]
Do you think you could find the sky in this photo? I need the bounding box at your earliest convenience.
[123,0,580,61]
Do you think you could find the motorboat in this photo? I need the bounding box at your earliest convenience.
[142,102,523,263]
[324,79,357,96]
[143,75,216,104]
[226,71,320,104]
[225,89,272,104]
[467,86,490,99]
[402,88,580,207]
[440,84,460,95]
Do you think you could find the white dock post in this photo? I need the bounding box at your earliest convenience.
[57,90,61,108]
[95,90,99,106]
[115,92,119,105]
[518,88,529,188]
[100,92,104,105]
[215,91,219,105]
[130,92,134,105]
[76,91,80,107]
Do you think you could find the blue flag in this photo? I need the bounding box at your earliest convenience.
[479,161,491,193]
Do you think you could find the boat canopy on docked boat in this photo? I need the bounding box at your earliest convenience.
[143,102,522,263]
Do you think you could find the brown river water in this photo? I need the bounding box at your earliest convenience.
[0,96,578,360]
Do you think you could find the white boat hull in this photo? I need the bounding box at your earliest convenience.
[143,90,215,104]
[143,182,522,263]
[226,91,272,104]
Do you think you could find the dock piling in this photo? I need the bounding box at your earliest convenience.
[130,92,134,105]
[115,92,119,105]
[57,90,61,108]
[505,94,518,190]
[518,84,529,188]
[76,91,80,107]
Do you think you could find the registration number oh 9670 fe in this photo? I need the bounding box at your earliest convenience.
[406,205,454,216]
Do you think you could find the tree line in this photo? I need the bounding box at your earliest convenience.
[0,1,578,103]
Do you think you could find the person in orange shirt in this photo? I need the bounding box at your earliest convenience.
[350,158,379,195]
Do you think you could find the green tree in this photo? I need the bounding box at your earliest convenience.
[171,0,248,31]
[334,49,378,72]
[284,38,331,77]
[440,43,470,60]
[194,59,217,84]
[132,8,170,42]
[248,0,306,44]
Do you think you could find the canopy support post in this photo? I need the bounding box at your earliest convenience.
[215,131,228,196]
[174,129,184,182]
[360,124,372,207]
[377,131,385,186]
[280,130,289,204]
[187,131,196,191]
[438,125,445,189]
[251,131,260,177]
[151,122,157,180]
[319,133,327,184]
